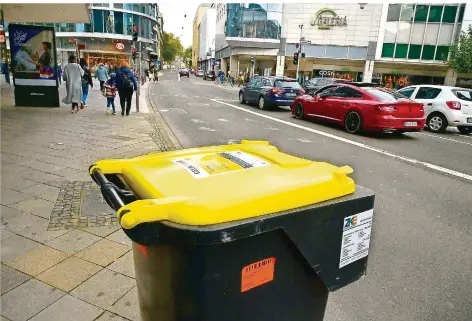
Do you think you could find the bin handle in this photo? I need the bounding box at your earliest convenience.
[90,168,134,211]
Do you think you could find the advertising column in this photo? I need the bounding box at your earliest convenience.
[8,24,59,107]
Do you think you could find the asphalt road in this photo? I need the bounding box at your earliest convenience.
[149,71,472,321]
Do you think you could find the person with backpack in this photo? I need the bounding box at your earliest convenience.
[115,61,137,116]
[79,58,93,108]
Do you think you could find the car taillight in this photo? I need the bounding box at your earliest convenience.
[446,101,461,110]
[377,105,398,112]
[299,89,305,94]
[271,88,283,94]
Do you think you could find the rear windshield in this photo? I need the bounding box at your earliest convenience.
[364,87,410,103]
[275,80,301,89]
[452,89,472,102]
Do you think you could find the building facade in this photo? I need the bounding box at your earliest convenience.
[192,5,210,70]
[281,2,470,88]
[5,3,163,69]
[198,7,216,71]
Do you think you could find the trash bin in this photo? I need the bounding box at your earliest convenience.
[90,140,375,321]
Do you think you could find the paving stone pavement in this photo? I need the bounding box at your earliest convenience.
[1,78,175,321]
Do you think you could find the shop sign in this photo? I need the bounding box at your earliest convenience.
[0,31,5,43]
[310,8,347,29]
[115,42,124,50]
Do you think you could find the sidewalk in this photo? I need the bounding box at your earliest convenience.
[1,78,177,321]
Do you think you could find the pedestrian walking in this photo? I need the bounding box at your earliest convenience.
[115,61,137,116]
[94,63,108,91]
[79,58,93,108]
[103,73,117,115]
[153,65,159,82]
[62,54,84,113]
[1,60,10,84]
[238,72,244,87]
[57,64,62,84]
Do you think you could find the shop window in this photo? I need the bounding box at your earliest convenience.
[400,4,415,22]
[435,46,449,61]
[387,4,401,21]
[424,24,440,45]
[428,6,443,23]
[93,10,104,33]
[415,87,442,99]
[410,23,426,44]
[408,45,422,59]
[384,22,398,43]
[442,6,458,23]
[381,43,395,58]
[395,44,408,58]
[414,5,429,22]
[421,45,435,60]
[438,24,454,46]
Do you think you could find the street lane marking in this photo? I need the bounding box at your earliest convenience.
[212,99,472,182]
[415,132,472,146]
[452,133,472,140]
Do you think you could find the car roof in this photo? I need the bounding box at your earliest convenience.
[402,84,470,90]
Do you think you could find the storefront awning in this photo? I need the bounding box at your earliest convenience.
[1,3,90,23]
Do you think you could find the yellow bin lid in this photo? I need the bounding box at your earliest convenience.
[90,140,355,229]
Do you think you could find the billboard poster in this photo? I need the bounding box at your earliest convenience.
[8,24,59,107]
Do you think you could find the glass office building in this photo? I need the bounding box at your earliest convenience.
[5,3,162,68]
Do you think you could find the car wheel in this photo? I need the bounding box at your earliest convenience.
[457,126,472,135]
[239,92,245,104]
[294,103,304,119]
[427,113,447,133]
[258,96,268,110]
[344,111,362,134]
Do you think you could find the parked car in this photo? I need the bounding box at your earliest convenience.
[203,70,216,81]
[239,76,305,110]
[197,69,204,77]
[291,83,425,134]
[179,68,190,77]
[303,77,350,95]
[397,85,472,134]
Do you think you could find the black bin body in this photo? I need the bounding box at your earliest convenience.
[124,186,375,321]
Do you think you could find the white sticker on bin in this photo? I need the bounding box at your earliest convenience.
[218,151,269,169]
[172,159,209,179]
[339,209,373,268]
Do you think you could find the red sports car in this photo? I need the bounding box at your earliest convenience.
[291,83,426,134]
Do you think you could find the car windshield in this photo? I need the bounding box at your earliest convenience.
[364,87,410,103]
[452,89,472,102]
[275,80,301,89]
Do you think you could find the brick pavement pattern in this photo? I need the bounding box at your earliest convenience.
[1,77,174,321]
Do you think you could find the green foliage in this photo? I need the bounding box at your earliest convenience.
[184,46,192,59]
[162,32,183,64]
[448,25,472,74]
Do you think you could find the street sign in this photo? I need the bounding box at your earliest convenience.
[115,43,124,50]
[295,43,299,48]
[301,40,312,44]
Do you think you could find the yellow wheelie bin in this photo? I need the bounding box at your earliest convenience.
[90,140,375,321]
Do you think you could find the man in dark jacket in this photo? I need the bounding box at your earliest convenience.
[115,61,138,116]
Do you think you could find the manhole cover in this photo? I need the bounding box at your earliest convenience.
[47,181,118,231]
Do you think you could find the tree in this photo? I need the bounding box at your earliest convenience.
[183,46,192,66]
[448,25,472,74]
[162,32,183,64]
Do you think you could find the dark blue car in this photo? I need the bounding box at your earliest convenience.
[238,76,305,110]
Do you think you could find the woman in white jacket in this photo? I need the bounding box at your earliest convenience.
[62,55,84,113]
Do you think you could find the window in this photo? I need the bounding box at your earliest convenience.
[364,88,408,102]
[316,86,338,96]
[442,6,458,23]
[114,11,123,35]
[387,4,401,21]
[396,22,411,43]
[438,25,454,45]
[384,22,398,43]
[421,45,435,60]
[428,6,443,23]
[381,43,395,58]
[395,44,408,58]
[414,5,429,22]
[247,78,258,87]
[414,87,442,99]
[458,4,465,23]
[435,46,449,61]
[114,3,123,9]
[400,4,415,22]
[93,10,104,33]
[410,23,426,44]
[424,24,440,45]
[452,89,472,102]
[408,45,422,59]
[334,86,363,98]
[398,87,416,98]
[261,78,272,86]
[275,80,301,89]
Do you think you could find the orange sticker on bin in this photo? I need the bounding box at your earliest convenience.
[241,257,276,293]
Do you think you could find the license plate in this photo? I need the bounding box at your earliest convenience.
[467,118,472,123]
[286,93,296,97]
[404,122,417,127]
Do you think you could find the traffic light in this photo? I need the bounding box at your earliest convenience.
[293,52,299,65]
[132,26,139,41]
[132,47,137,60]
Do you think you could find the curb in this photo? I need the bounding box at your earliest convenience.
[145,84,183,151]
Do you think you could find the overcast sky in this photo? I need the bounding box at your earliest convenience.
[159,1,200,48]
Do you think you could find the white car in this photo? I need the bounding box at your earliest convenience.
[197,69,204,77]
[398,85,472,134]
